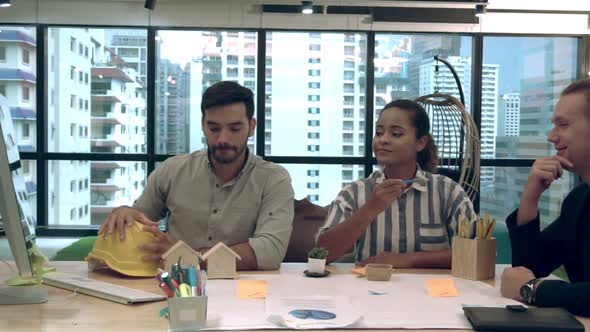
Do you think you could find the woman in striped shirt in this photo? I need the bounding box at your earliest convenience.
[317,99,476,268]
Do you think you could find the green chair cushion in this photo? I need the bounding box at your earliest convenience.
[52,236,97,261]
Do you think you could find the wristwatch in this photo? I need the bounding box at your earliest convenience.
[519,278,538,304]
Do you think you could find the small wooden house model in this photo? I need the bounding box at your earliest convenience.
[161,240,201,272]
[201,242,241,279]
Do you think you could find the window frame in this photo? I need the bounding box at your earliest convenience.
[5,24,580,236]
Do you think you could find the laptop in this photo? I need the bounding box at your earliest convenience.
[44,272,166,305]
[463,306,585,332]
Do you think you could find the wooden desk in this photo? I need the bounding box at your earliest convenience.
[0,262,588,332]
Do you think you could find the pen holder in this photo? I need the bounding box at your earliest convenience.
[451,237,496,281]
[168,296,208,331]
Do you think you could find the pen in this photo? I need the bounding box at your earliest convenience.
[201,270,207,297]
[161,272,179,296]
[187,266,197,297]
[178,283,191,297]
[159,281,174,297]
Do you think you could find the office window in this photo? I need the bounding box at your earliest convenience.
[307,132,320,139]
[342,170,353,180]
[70,124,75,136]
[266,32,367,157]
[70,209,76,220]
[47,27,147,153]
[343,121,353,131]
[22,87,30,102]
[227,55,238,64]
[307,170,319,176]
[244,56,255,66]
[307,145,320,152]
[22,123,30,138]
[22,49,30,65]
[479,37,578,226]
[307,195,319,201]
[307,182,319,189]
[244,68,255,78]
[156,29,257,154]
[308,69,320,76]
[244,80,255,89]
[48,161,147,226]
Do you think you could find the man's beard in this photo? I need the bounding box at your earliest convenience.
[209,141,247,164]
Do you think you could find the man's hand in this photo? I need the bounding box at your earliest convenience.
[98,206,157,240]
[500,266,536,301]
[366,179,409,213]
[518,155,573,224]
[139,225,177,262]
[357,251,413,268]
[522,156,573,201]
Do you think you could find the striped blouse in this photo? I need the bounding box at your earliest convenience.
[319,167,476,262]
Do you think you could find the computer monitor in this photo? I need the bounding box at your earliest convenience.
[0,98,47,304]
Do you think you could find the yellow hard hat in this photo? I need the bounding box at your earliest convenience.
[86,221,159,277]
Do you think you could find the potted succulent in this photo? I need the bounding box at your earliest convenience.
[307,247,329,274]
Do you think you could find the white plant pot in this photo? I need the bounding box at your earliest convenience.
[307,258,326,274]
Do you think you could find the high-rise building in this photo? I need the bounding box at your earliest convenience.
[0,27,37,220]
[264,32,366,204]
[499,92,520,136]
[46,28,95,225]
[45,28,146,226]
[158,59,189,154]
[105,30,148,84]
[158,31,256,155]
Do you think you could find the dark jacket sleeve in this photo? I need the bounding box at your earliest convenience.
[535,280,590,317]
[506,209,565,278]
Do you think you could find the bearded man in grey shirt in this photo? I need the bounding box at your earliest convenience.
[98,81,294,270]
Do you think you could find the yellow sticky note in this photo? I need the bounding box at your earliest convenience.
[236,280,267,299]
[425,278,459,297]
[352,267,367,276]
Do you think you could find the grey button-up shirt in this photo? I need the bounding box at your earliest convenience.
[133,150,294,269]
